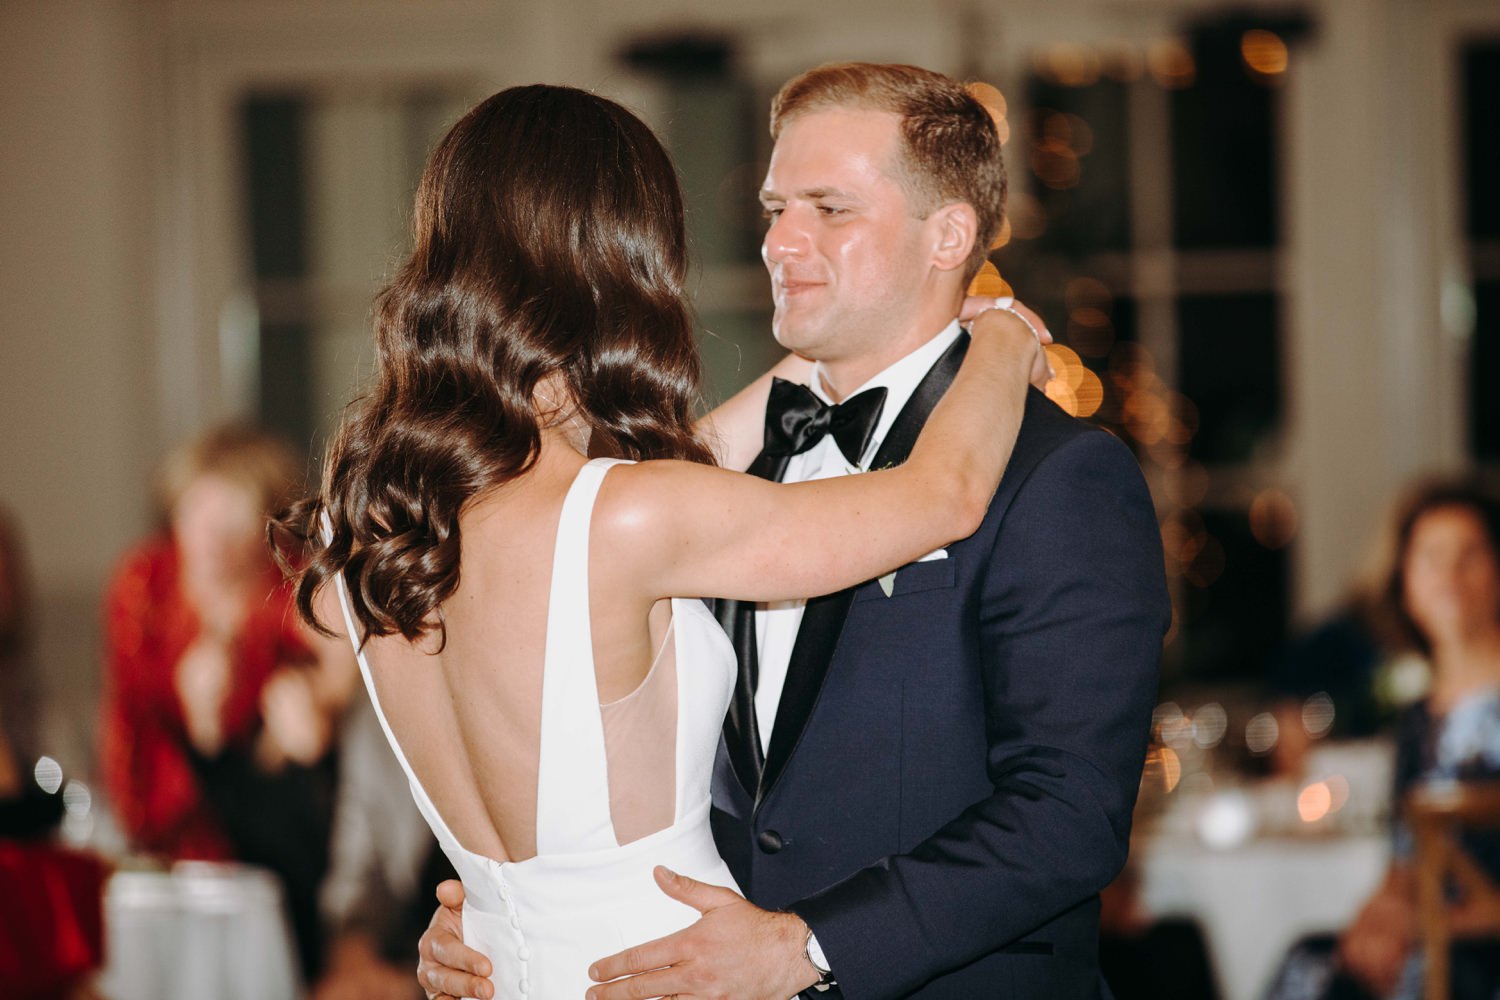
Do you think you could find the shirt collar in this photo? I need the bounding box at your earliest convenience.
[809,320,963,463]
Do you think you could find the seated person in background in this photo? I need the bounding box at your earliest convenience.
[0,506,64,837]
[0,510,106,1000]
[99,423,356,981]
[313,696,454,1000]
[0,505,38,800]
[1267,477,1500,1000]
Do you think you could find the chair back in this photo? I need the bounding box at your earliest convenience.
[1406,780,1500,1000]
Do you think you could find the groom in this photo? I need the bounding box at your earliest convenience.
[420,62,1168,999]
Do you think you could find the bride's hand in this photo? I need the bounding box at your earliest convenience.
[962,295,1053,390]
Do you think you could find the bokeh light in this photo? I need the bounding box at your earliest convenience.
[1302,692,1336,738]
[1148,39,1197,89]
[1245,711,1280,755]
[1035,44,1103,88]
[1241,30,1289,78]
[1249,488,1298,549]
[1199,790,1257,848]
[1297,781,1332,823]
[33,755,63,795]
[1192,702,1229,749]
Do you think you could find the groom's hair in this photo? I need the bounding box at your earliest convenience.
[770,62,1006,281]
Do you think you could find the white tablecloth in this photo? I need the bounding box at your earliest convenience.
[1138,833,1389,1000]
[97,862,301,1000]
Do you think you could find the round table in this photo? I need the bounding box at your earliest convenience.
[98,861,301,1000]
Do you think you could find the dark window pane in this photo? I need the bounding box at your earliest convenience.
[1465,44,1500,240]
[242,96,309,280]
[1168,507,1289,682]
[1026,79,1131,254]
[1171,26,1279,249]
[1177,294,1281,463]
[257,321,313,450]
[242,95,312,449]
[1474,281,1500,461]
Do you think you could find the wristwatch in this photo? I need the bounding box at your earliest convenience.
[805,930,836,992]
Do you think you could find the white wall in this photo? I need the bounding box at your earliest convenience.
[0,0,156,774]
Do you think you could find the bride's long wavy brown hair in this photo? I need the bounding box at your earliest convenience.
[275,85,713,648]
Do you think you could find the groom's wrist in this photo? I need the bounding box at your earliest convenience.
[804,929,837,992]
[775,912,825,995]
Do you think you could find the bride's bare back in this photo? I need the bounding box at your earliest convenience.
[351,448,679,863]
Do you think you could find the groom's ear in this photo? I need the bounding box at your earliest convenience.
[927,202,978,273]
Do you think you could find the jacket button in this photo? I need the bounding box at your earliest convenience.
[758,829,785,854]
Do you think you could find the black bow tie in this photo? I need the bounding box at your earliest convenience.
[762,378,888,467]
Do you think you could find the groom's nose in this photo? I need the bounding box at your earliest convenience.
[763,209,809,264]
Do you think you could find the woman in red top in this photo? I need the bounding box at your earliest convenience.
[100,423,355,974]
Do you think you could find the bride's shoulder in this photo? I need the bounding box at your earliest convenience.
[592,459,742,551]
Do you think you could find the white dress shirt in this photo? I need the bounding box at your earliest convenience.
[753,320,963,754]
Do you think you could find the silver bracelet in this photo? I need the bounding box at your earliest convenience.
[971,297,1043,343]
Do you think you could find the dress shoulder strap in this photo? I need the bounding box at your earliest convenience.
[535,457,632,853]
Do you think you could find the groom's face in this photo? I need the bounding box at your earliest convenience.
[759,107,936,367]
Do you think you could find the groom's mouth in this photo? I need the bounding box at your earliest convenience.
[777,279,825,300]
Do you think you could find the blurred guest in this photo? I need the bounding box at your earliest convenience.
[1267,477,1500,1000]
[0,505,65,837]
[1268,600,1384,759]
[0,505,39,798]
[0,508,107,1000]
[312,696,453,1000]
[1099,847,1220,1000]
[98,423,355,980]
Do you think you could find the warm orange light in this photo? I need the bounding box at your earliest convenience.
[1241,30,1289,77]
[1298,781,1332,823]
[1160,747,1182,792]
[1148,39,1196,89]
[1008,193,1048,241]
[1045,379,1079,417]
[1074,369,1105,418]
[966,81,1011,144]
[1184,535,1225,588]
[968,260,1011,298]
[1046,343,1085,391]
[1037,44,1102,87]
[1249,488,1298,549]
[1031,140,1081,190]
[968,81,1007,116]
[1064,276,1113,311]
[1067,308,1115,359]
[992,216,1012,250]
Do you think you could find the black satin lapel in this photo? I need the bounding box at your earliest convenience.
[757,334,970,806]
[716,594,763,796]
[718,447,789,796]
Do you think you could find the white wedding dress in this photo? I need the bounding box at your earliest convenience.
[332,458,741,999]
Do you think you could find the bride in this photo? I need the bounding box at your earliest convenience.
[276,84,1042,999]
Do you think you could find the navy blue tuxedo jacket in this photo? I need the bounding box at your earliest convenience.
[710,377,1169,999]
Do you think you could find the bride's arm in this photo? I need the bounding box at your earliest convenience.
[694,352,814,471]
[601,309,1043,604]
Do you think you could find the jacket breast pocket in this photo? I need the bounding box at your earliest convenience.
[853,556,956,602]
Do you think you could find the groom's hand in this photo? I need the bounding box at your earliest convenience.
[586,867,820,1000]
[416,879,494,1000]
